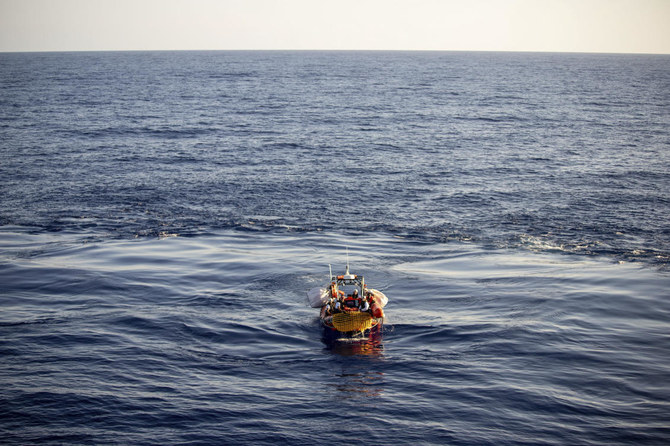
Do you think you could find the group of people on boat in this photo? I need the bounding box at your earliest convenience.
[323,289,376,316]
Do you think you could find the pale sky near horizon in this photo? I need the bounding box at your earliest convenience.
[1,0,669,54]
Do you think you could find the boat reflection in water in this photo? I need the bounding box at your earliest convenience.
[330,369,385,399]
[322,328,384,357]
[322,333,386,399]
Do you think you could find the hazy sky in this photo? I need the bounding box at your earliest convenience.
[1,0,669,53]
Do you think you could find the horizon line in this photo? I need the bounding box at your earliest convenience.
[2,48,669,56]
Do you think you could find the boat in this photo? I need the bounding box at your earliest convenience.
[307,262,388,339]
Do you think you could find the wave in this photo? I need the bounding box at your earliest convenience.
[2,218,668,271]
[62,125,219,140]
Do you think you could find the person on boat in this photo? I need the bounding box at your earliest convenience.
[348,290,360,308]
[360,295,370,312]
[360,290,376,313]
[342,289,368,311]
[324,297,340,316]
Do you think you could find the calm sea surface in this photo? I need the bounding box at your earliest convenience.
[1,51,670,445]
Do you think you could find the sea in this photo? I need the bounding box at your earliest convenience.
[1,51,669,445]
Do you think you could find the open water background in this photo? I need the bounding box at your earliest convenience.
[1,51,670,445]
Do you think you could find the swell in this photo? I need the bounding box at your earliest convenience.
[2,217,668,269]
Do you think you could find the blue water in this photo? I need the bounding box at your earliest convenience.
[1,51,670,445]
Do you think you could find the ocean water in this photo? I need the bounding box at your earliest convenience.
[1,51,670,445]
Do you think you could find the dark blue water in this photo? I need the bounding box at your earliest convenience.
[1,51,670,445]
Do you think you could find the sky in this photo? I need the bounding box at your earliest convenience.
[1,0,669,54]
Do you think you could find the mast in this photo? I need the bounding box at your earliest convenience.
[345,246,350,276]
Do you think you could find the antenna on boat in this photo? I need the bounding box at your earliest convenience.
[345,246,350,275]
[329,263,332,281]
[342,246,356,280]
